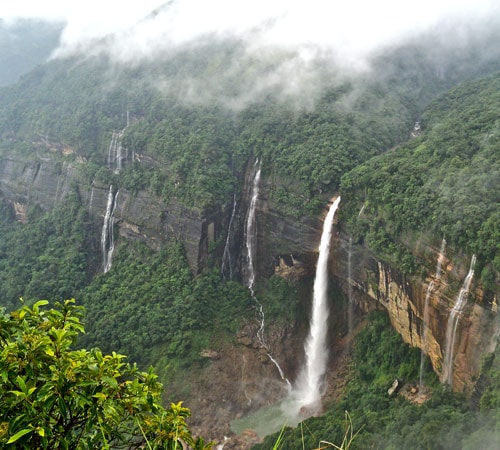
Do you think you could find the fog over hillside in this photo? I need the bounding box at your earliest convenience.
[2,1,500,110]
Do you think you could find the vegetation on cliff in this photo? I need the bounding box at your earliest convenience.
[4,34,496,215]
[0,24,500,449]
[340,72,500,290]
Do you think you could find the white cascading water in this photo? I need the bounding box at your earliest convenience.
[107,131,119,171]
[88,186,95,213]
[419,238,446,388]
[101,186,119,273]
[221,192,237,280]
[244,160,261,292]
[107,129,127,173]
[443,254,476,386]
[294,196,341,412]
[243,160,290,388]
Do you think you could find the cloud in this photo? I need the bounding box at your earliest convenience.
[3,1,500,108]
[3,0,500,69]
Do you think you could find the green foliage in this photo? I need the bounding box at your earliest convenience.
[79,242,252,372]
[257,276,301,325]
[0,188,98,311]
[0,299,211,449]
[340,73,500,283]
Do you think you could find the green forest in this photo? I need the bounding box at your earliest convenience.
[340,73,500,287]
[0,19,499,449]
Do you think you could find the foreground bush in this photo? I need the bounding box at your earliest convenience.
[0,299,211,449]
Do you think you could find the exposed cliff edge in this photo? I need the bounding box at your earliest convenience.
[330,229,499,393]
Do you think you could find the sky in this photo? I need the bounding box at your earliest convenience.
[1,0,499,65]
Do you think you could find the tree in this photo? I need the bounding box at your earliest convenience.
[0,299,211,449]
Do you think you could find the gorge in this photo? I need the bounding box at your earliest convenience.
[0,18,500,448]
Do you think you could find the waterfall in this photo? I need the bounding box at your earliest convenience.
[101,186,119,273]
[294,196,341,413]
[244,160,261,292]
[221,192,237,280]
[107,131,119,171]
[243,160,290,388]
[116,140,123,172]
[88,186,95,213]
[443,254,476,386]
[107,129,127,172]
[419,238,446,388]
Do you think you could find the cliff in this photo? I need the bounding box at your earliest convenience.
[2,149,497,395]
[330,229,499,393]
[0,153,222,274]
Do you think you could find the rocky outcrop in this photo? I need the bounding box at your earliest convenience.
[256,174,320,280]
[331,230,499,393]
[0,156,76,211]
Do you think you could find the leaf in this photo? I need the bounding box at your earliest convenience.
[15,376,27,394]
[93,392,107,401]
[102,376,118,389]
[8,390,25,398]
[7,428,33,443]
[33,300,49,313]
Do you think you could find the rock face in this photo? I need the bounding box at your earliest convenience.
[331,229,499,393]
[0,154,222,273]
[1,151,498,395]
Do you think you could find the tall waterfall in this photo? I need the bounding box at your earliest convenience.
[101,186,119,273]
[221,192,237,280]
[419,238,446,387]
[294,196,341,412]
[243,160,290,388]
[107,126,129,173]
[244,161,261,292]
[443,254,476,386]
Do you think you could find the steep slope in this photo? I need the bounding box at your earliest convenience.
[337,72,500,391]
[0,29,500,446]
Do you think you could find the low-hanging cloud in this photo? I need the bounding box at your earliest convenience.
[46,0,499,64]
[3,0,500,108]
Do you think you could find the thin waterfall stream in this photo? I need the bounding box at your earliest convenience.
[221,192,237,281]
[443,254,476,386]
[243,160,290,388]
[101,186,119,273]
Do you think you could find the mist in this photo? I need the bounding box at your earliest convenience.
[3,0,500,108]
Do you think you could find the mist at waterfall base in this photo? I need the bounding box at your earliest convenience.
[231,197,341,437]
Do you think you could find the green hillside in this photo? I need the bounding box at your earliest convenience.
[0,27,499,448]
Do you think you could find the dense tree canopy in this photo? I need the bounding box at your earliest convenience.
[340,72,500,286]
